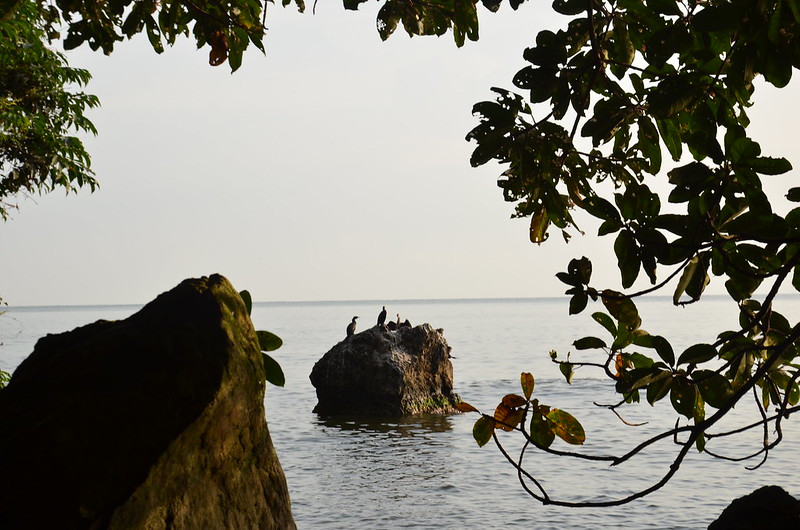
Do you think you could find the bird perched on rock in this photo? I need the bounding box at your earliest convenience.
[346,316,359,337]
[377,306,387,326]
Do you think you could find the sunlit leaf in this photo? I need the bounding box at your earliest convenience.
[695,432,706,452]
[473,416,496,447]
[502,393,527,408]
[546,409,585,445]
[494,402,524,431]
[521,372,535,399]
[530,208,550,244]
[455,402,480,413]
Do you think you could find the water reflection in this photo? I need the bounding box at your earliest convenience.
[294,413,459,525]
[314,413,455,435]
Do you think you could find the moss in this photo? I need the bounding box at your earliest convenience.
[405,394,459,414]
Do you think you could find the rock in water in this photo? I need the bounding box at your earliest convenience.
[310,323,460,415]
[708,485,800,529]
[0,274,295,530]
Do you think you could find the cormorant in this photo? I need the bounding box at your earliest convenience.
[377,306,387,326]
[346,316,358,337]
[400,319,412,329]
[387,320,397,331]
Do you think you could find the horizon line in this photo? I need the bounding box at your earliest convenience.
[3,293,753,310]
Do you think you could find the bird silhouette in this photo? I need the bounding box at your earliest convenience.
[346,316,359,337]
[377,306,387,326]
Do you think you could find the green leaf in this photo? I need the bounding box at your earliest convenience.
[615,230,641,288]
[670,378,698,418]
[559,362,575,383]
[530,209,550,244]
[546,409,585,445]
[646,372,673,405]
[653,335,675,366]
[673,255,699,304]
[239,289,253,315]
[529,413,555,448]
[582,196,621,223]
[694,370,734,408]
[573,336,607,350]
[262,352,285,387]
[695,432,706,452]
[257,330,283,352]
[473,416,496,447]
[592,311,617,337]
[602,291,642,331]
[677,343,717,365]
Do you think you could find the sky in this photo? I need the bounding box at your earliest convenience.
[3,3,800,306]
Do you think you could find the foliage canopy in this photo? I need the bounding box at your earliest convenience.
[0,0,98,219]
[460,0,800,507]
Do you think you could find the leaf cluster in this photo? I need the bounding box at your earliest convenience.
[458,372,586,448]
[240,289,285,387]
[0,0,99,219]
[464,0,800,506]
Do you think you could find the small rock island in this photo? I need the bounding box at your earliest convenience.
[310,320,461,416]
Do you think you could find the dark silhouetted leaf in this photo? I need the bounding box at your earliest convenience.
[694,370,734,408]
[239,289,253,315]
[574,336,607,350]
[677,343,717,365]
[560,362,574,384]
[262,352,285,387]
[530,413,555,448]
[257,330,283,352]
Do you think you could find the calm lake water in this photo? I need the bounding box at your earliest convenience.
[3,296,800,528]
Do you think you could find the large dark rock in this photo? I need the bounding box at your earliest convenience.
[310,323,460,415]
[708,485,800,529]
[0,274,295,530]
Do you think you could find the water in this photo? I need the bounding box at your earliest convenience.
[3,296,800,528]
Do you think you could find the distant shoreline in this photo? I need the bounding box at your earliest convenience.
[8,293,798,311]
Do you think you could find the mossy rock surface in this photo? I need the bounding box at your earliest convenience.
[0,274,295,529]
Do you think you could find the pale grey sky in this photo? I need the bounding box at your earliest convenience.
[3,4,799,306]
